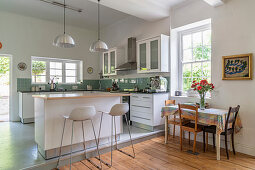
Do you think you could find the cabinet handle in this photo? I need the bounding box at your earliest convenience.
[131,105,151,109]
[132,96,139,98]
[132,115,151,121]
[142,97,151,99]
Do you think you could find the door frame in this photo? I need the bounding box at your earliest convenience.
[0,54,12,121]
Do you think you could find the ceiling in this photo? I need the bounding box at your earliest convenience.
[88,0,188,21]
[0,0,130,30]
[0,0,188,30]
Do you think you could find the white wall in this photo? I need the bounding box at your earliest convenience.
[171,0,255,156]
[0,11,99,121]
[101,16,170,78]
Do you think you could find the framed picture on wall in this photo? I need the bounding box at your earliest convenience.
[222,53,252,80]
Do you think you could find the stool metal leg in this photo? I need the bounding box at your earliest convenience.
[56,118,66,169]
[124,114,135,158]
[81,121,86,158]
[70,120,74,170]
[95,112,111,167]
[91,120,102,169]
[111,115,113,166]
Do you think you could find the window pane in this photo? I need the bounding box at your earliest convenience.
[182,34,191,49]
[203,62,211,77]
[193,32,202,47]
[32,75,46,83]
[50,76,62,83]
[203,30,211,46]
[66,77,76,83]
[183,78,192,91]
[203,46,211,60]
[192,62,202,78]
[193,77,202,83]
[66,63,76,69]
[32,60,46,76]
[193,45,203,61]
[50,62,62,69]
[66,70,76,76]
[183,49,192,62]
[50,69,62,76]
[183,64,192,78]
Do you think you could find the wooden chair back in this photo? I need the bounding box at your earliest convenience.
[225,105,240,131]
[165,100,175,106]
[178,104,199,131]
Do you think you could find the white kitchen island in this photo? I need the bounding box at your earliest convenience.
[33,92,131,159]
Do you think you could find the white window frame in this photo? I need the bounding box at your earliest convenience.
[178,24,211,93]
[31,56,83,84]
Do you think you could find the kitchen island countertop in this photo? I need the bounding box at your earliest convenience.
[32,92,131,100]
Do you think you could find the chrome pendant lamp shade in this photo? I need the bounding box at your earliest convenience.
[89,0,108,52]
[53,0,75,48]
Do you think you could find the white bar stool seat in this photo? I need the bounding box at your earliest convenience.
[56,106,102,170]
[97,103,135,167]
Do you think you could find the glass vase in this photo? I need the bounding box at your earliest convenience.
[200,92,206,110]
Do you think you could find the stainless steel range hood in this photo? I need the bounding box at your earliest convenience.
[115,37,137,71]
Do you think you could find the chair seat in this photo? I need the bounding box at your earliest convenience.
[168,118,190,125]
[182,122,204,132]
[204,125,234,135]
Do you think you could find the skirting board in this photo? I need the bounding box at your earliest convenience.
[132,122,164,131]
[20,118,34,124]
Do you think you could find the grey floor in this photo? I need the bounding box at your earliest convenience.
[0,122,157,170]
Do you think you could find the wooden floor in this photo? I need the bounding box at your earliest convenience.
[60,136,255,170]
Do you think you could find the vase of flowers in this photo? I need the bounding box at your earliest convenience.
[191,79,214,110]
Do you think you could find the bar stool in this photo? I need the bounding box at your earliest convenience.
[97,103,135,167]
[56,106,102,170]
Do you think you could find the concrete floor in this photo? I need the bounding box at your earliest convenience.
[0,122,161,170]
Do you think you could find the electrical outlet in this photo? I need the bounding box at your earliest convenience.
[72,86,78,89]
[39,85,45,91]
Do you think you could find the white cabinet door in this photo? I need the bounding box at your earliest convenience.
[19,93,35,123]
[102,48,117,76]
[149,37,160,72]
[137,35,169,73]
[137,41,148,73]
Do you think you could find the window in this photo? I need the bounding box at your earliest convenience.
[32,60,46,83]
[179,25,211,92]
[31,56,83,84]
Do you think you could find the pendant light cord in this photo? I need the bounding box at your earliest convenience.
[98,0,100,40]
[64,0,66,34]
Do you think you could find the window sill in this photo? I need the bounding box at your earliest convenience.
[170,95,211,100]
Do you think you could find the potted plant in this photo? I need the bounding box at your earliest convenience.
[191,79,214,110]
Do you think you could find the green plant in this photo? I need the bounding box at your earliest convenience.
[32,61,46,83]
[0,57,10,75]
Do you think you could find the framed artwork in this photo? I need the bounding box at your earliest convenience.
[222,53,252,80]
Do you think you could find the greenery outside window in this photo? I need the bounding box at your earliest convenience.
[31,56,83,84]
[179,25,211,92]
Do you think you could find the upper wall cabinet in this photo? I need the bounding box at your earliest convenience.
[137,34,169,73]
[102,48,118,76]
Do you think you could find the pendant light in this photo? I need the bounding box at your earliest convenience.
[89,0,108,52]
[53,0,75,48]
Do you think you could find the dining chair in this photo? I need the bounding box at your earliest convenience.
[178,104,205,153]
[165,100,177,138]
[203,105,240,159]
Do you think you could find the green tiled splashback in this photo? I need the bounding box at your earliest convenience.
[17,76,170,92]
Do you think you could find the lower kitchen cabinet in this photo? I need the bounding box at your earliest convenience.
[130,93,169,130]
[19,92,35,124]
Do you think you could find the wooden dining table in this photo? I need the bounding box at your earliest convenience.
[161,105,242,160]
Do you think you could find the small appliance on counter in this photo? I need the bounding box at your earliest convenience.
[111,81,119,91]
[48,77,57,91]
[150,76,168,92]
